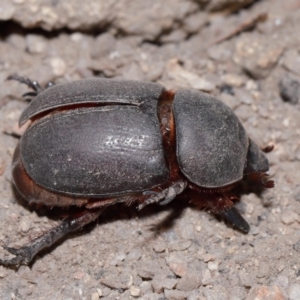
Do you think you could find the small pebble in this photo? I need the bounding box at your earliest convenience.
[164,289,188,300]
[140,281,152,294]
[289,284,300,300]
[222,73,245,87]
[279,74,300,104]
[19,217,31,233]
[207,261,219,272]
[96,289,102,297]
[201,269,212,285]
[152,238,166,253]
[100,273,131,290]
[49,57,66,77]
[73,271,85,280]
[126,248,142,261]
[274,275,289,290]
[130,286,141,297]
[233,34,283,79]
[26,34,47,54]
[137,260,162,279]
[176,273,202,291]
[165,253,188,277]
[152,274,178,293]
[202,253,215,263]
[168,240,191,252]
[203,286,229,300]
[281,49,300,76]
[293,240,300,252]
[246,285,287,300]
[281,209,298,225]
[91,292,99,300]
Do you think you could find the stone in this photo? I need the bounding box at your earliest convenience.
[221,73,245,87]
[165,253,188,277]
[289,284,300,300]
[176,273,202,291]
[233,34,283,79]
[137,261,162,279]
[152,274,178,293]
[246,285,287,300]
[130,286,142,297]
[281,209,299,225]
[90,33,116,59]
[26,34,47,54]
[165,58,216,92]
[281,49,300,76]
[100,273,132,290]
[152,237,167,253]
[279,74,300,104]
[164,289,188,300]
[203,286,229,300]
[168,240,191,252]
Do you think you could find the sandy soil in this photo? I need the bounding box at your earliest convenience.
[1,0,300,299]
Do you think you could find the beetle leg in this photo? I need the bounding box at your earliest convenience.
[22,91,40,98]
[7,74,42,94]
[138,180,187,210]
[7,74,55,101]
[220,206,250,233]
[0,208,104,267]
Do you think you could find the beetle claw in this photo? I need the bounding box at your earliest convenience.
[0,245,32,266]
[221,206,250,233]
[3,245,20,255]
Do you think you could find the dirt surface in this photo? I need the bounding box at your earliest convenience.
[1,0,300,299]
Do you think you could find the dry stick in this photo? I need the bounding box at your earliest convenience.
[209,12,268,47]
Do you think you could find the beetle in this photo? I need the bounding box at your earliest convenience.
[0,75,273,266]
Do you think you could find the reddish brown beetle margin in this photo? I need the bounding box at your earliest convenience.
[0,75,274,267]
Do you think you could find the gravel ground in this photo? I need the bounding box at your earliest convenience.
[1,0,300,299]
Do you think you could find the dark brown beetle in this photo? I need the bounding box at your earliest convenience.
[0,75,273,266]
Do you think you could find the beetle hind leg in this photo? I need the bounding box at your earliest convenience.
[0,208,104,267]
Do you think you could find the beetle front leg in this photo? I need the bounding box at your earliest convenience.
[0,208,104,267]
[7,74,54,100]
[220,206,250,233]
[138,180,187,210]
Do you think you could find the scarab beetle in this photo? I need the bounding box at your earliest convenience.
[0,75,273,266]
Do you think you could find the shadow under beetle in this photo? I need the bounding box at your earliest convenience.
[0,75,274,266]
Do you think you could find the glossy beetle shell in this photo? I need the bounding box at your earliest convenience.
[13,78,269,202]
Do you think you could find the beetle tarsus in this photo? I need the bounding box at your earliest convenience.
[0,208,104,267]
[221,206,250,233]
[138,180,186,210]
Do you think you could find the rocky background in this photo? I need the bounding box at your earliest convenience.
[1,0,300,299]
